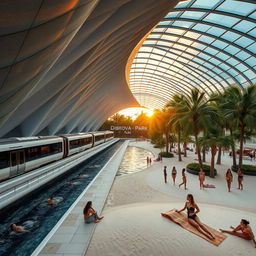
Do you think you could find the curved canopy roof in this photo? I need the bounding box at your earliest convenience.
[129,0,256,109]
[0,0,178,138]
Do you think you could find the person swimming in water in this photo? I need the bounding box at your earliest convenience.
[47,197,57,206]
[176,194,215,240]
[220,219,256,248]
[10,224,30,233]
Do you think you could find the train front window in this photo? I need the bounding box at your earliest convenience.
[0,152,8,169]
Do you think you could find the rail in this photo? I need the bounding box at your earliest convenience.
[0,139,119,210]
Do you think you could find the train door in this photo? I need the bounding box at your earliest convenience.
[10,150,25,177]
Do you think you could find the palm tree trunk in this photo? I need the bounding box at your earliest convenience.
[202,146,206,162]
[195,134,203,168]
[178,130,182,161]
[184,142,187,157]
[239,123,245,169]
[216,147,221,164]
[230,128,237,167]
[210,146,216,178]
[165,130,169,153]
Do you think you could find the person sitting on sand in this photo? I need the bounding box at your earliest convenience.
[176,194,215,240]
[47,197,57,206]
[198,168,205,190]
[10,223,30,233]
[83,201,104,224]
[220,219,256,248]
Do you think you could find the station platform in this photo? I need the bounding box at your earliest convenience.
[32,140,129,256]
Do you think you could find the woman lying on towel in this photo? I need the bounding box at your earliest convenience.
[176,194,215,240]
[220,219,256,247]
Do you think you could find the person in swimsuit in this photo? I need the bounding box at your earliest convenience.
[225,169,233,192]
[163,166,167,184]
[47,197,57,206]
[171,166,177,185]
[176,194,215,240]
[220,219,256,248]
[237,169,244,190]
[179,168,187,190]
[10,223,30,233]
[83,201,104,224]
[198,168,205,190]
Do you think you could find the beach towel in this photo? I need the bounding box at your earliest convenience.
[203,184,216,188]
[161,209,226,246]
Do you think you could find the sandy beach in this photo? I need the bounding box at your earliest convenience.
[86,140,256,256]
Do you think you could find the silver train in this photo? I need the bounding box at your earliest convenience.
[0,131,114,182]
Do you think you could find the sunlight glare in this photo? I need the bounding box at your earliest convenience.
[118,107,154,119]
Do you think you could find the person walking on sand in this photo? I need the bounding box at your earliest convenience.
[237,169,244,190]
[147,156,149,166]
[220,219,256,248]
[198,168,205,190]
[176,194,215,240]
[225,169,233,192]
[83,201,104,223]
[149,158,152,166]
[163,166,167,183]
[171,166,177,185]
[179,168,187,190]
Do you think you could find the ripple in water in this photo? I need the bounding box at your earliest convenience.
[117,146,154,176]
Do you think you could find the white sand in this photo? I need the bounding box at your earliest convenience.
[86,141,256,256]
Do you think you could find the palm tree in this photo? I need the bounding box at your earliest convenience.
[211,92,237,167]
[166,89,218,169]
[199,129,234,177]
[149,109,172,153]
[220,85,256,169]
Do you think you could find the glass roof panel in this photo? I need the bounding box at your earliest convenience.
[191,0,220,9]
[203,13,240,27]
[216,0,256,16]
[129,0,256,109]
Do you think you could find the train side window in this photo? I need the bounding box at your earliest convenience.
[0,152,9,169]
[50,143,62,153]
[41,146,50,157]
[70,140,79,149]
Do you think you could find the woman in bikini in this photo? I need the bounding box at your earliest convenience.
[171,166,177,185]
[225,169,233,192]
[237,169,244,190]
[176,194,215,240]
[179,168,187,190]
[198,168,205,190]
[220,219,256,248]
[83,201,104,224]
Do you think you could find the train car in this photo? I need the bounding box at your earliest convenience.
[105,131,114,141]
[92,132,106,146]
[62,133,93,157]
[0,136,64,181]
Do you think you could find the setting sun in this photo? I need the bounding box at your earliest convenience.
[118,107,154,119]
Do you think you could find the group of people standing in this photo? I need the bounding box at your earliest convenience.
[163,166,244,192]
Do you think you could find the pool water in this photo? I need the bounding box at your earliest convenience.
[0,141,122,256]
[117,146,154,176]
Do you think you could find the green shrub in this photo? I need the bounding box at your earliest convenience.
[186,163,217,176]
[159,151,174,158]
[232,165,256,176]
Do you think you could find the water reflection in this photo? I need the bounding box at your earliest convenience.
[117,146,154,176]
